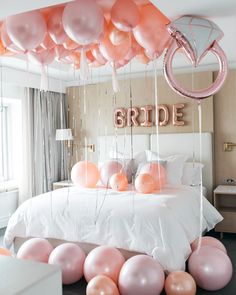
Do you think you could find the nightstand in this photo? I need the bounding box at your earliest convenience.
[214,185,236,237]
[52,180,74,190]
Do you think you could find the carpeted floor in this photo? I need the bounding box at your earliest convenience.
[0,228,235,295]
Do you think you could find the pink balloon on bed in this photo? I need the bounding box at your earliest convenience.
[110,172,128,191]
[100,161,123,187]
[17,238,53,263]
[139,162,166,190]
[49,243,86,285]
[84,246,125,284]
[191,236,227,253]
[71,161,100,188]
[118,255,165,295]
[135,173,155,194]
[188,246,233,291]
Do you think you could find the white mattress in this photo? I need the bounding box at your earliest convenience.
[4,185,222,272]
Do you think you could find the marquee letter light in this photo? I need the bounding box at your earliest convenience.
[127,107,139,127]
[140,105,153,127]
[157,104,169,126]
[114,108,126,128]
[172,103,185,126]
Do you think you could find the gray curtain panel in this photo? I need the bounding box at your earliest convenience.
[27,88,68,196]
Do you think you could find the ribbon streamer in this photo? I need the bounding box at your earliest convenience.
[80,48,89,81]
[112,62,120,93]
[40,65,48,92]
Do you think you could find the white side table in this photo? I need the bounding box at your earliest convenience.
[0,256,62,295]
[53,180,74,190]
[214,185,236,238]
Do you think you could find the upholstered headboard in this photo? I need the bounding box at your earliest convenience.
[98,132,213,200]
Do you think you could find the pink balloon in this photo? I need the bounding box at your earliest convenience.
[87,275,120,295]
[6,10,47,51]
[71,161,100,188]
[139,162,166,190]
[91,44,107,64]
[54,45,70,62]
[95,0,117,13]
[124,37,142,61]
[110,173,128,191]
[188,246,233,291]
[100,161,123,187]
[111,0,140,32]
[191,236,227,253]
[63,0,104,45]
[99,31,131,62]
[48,7,68,45]
[49,243,86,285]
[28,48,56,66]
[84,246,125,284]
[41,33,56,50]
[17,238,53,263]
[133,0,150,5]
[135,173,155,194]
[119,255,165,295]
[133,4,170,56]
[1,22,23,54]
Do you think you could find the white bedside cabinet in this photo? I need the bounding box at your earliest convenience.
[0,256,62,295]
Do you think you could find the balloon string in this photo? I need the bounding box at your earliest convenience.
[153,59,161,191]
[112,62,119,93]
[80,47,89,80]
[196,100,203,253]
[40,65,48,92]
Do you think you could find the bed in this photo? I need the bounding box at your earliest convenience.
[4,132,223,272]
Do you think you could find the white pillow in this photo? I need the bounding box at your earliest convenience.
[145,151,188,185]
[182,162,204,186]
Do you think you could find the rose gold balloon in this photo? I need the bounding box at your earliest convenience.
[63,0,104,45]
[95,0,116,13]
[41,33,55,50]
[188,246,233,291]
[100,161,123,187]
[191,236,227,253]
[133,4,170,55]
[135,173,155,194]
[71,161,100,188]
[28,48,56,66]
[49,243,86,285]
[139,163,166,190]
[63,38,79,50]
[48,7,67,45]
[111,0,140,32]
[84,246,125,283]
[133,0,150,5]
[6,10,47,51]
[17,238,53,263]
[136,50,150,64]
[1,22,23,54]
[165,271,197,295]
[91,44,107,64]
[99,29,130,62]
[109,24,129,46]
[0,247,12,257]
[87,275,120,295]
[110,173,128,191]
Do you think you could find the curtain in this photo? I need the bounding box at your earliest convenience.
[19,88,68,204]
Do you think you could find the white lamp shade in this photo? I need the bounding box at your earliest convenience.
[56,129,73,141]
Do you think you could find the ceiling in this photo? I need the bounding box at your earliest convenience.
[0,0,236,85]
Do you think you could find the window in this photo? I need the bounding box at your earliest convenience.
[0,98,21,185]
[0,105,10,181]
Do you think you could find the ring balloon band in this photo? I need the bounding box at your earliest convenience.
[163,40,228,99]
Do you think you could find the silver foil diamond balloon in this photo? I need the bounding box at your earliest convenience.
[167,16,224,66]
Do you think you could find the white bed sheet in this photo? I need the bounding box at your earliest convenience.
[4,185,222,272]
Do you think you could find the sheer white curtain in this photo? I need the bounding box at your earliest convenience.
[19,88,68,204]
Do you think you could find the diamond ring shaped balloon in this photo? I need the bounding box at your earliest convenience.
[163,15,228,99]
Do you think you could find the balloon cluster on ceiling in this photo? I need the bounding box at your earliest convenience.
[0,0,170,76]
[0,0,229,96]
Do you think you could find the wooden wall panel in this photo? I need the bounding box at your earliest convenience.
[67,71,214,163]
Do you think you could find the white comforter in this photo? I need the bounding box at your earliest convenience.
[4,185,222,272]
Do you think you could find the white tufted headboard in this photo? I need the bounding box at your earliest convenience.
[98,132,213,200]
